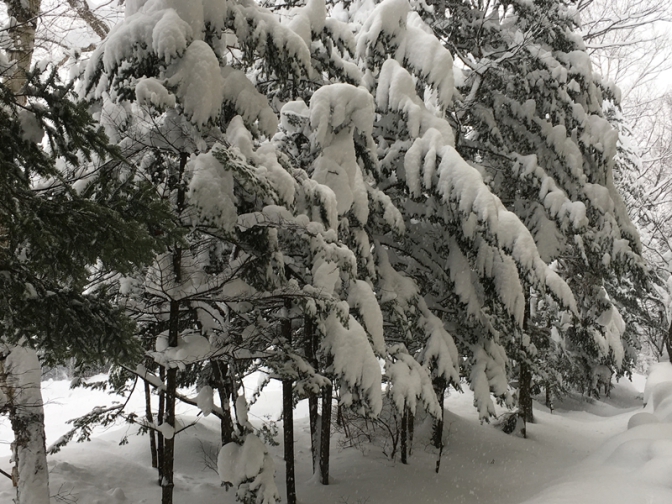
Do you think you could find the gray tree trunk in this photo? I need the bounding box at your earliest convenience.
[5,0,41,101]
[0,346,50,504]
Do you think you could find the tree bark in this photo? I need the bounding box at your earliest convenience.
[161,300,179,504]
[160,151,187,504]
[519,292,534,427]
[666,321,672,364]
[157,366,165,483]
[319,383,332,485]
[400,408,408,464]
[211,360,234,445]
[432,377,446,450]
[408,410,414,456]
[519,360,534,426]
[6,0,42,101]
[304,316,318,473]
[144,376,158,469]
[0,346,50,504]
[545,381,553,413]
[282,302,296,504]
[66,0,109,39]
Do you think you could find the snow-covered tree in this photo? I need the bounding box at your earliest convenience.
[428,0,646,415]
[79,0,409,500]
[0,53,172,504]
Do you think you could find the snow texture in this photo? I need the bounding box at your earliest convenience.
[321,310,383,416]
[218,434,280,504]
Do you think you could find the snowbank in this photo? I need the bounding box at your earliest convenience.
[521,361,672,504]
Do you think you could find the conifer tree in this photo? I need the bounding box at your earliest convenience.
[0,61,172,504]
[428,0,646,415]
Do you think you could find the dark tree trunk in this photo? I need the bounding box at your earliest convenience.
[519,292,534,428]
[304,315,319,473]
[144,377,158,469]
[157,365,165,483]
[319,383,332,485]
[433,378,446,474]
[432,378,446,450]
[160,152,186,504]
[161,300,179,504]
[282,302,296,504]
[666,321,672,364]
[282,378,296,504]
[545,381,553,413]
[519,360,534,426]
[211,360,234,445]
[408,410,414,456]
[400,408,408,464]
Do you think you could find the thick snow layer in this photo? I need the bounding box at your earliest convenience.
[520,362,672,504]
[187,148,238,232]
[347,279,386,356]
[356,0,454,107]
[150,331,212,370]
[218,434,280,504]
[0,369,654,504]
[321,310,383,416]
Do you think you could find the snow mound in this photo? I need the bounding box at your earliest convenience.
[522,362,672,504]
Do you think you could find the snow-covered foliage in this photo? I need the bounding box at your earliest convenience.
[426,0,647,401]
[218,434,280,504]
[2,0,648,499]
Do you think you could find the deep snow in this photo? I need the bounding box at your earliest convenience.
[1,367,668,504]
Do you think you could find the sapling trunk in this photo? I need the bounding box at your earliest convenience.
[319,383,332,485]
[282,301,296,504]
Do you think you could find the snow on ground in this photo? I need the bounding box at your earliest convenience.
[0,368,665,504]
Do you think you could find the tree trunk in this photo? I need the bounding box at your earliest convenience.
[304,316,318,473]
[6,0,42,101]
[160,151,187,504]
[519,360,534,426]
[545,381,553,413]
[519,292,534,427]
[282,302,296,504]
[319,383,332,485]
[144,377,158,469]
[157,366,165,483]
[408,410,414,456]
[161,300,179,504]
[432,378,446,450]
[400,408,408,464]
[0,346,50,504]
[211,360,234,445]
[666,321,672,364]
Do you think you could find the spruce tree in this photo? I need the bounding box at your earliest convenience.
[429,0,646,413]
[0,65,173,504]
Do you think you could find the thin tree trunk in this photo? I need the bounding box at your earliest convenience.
[432,377,446,450]
[519,293,534,427]
[408,410,414,456]
[282,301,296,504]
[304,315,318,473]
[212,360,234,445]
[519,361,534,427]
[545,381,553,413]
[66,0,109,39]
[400,408,408,464]
[666,321,672,364]
[319,383,332,485]
[157,365,165,483]
[160,151,187,504]
[0,346,50,504]
[161,300,179,504]
[144,377,158,469]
